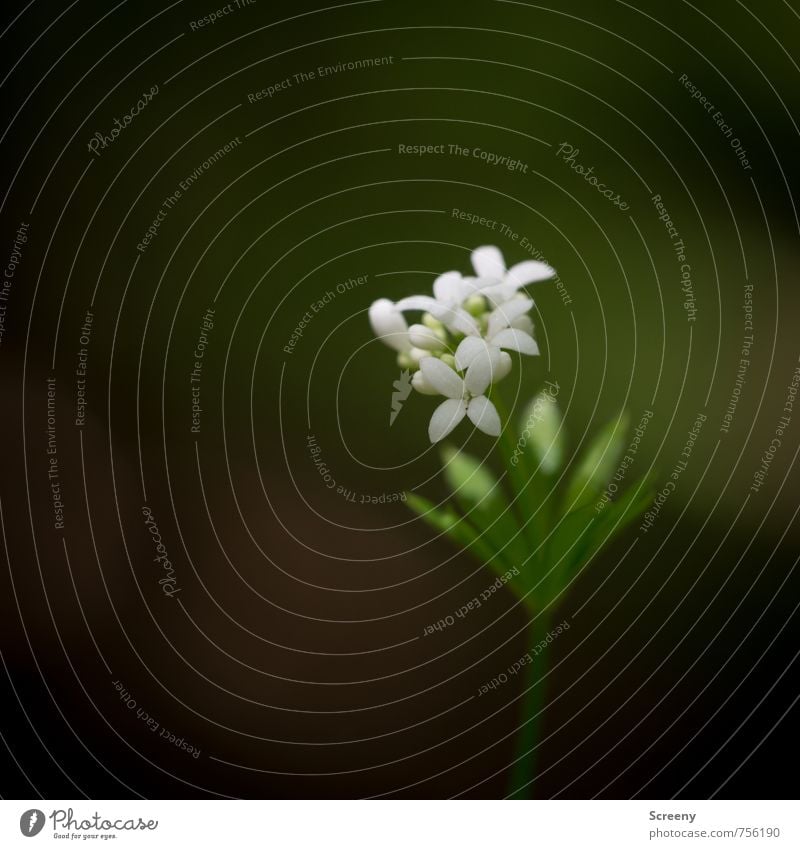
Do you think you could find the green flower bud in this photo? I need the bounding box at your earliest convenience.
[397,351,414,369]
[422,313,444,331]
[465,294,487,316]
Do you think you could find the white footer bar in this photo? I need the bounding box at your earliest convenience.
[3,799,796,848]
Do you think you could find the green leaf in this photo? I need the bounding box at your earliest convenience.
[551,472,654,595]
[590,472,654,545]
[438,445,537,579]
[520,390,564,475]
[405,491,509,570]
[440,445,503,508]
[468,499,532,583]
[405,408,655,614]
[564,412,630,511]
[405,492,465,539]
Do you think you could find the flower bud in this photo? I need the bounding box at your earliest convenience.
[422,312,444,331]
[369,299,410,352]
[408,323,445,351]
[465,294,487,316]
[494,352,513,383]
[412,370,439,395]
[409,347,432,366]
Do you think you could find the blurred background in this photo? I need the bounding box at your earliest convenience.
[0,0,798,798]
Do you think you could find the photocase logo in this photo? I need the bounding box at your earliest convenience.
[19,809,45,837]
[389,369,412,426]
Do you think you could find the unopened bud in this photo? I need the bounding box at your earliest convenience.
[422,312,444,331]
[465,294,487,317]
[408,323,445,351]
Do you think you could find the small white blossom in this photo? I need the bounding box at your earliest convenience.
[394,270,479,336]
[470,245,554,306]
[394,294,478,336]
[455,296,539,387]
[419,357,502,442]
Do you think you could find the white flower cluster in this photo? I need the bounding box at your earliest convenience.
[369,245,555,443]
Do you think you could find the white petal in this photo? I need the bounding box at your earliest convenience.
[471,245,506,281]
[408,323,444,351]
[397,295,478,337]
[459,276,484,297]
[395,294,439,313]
[429,399,467,443]
[443,306,480,336]
[466,396,501,437]
[419,357,464,399]
[482,264,552,306]
[464,345,503,395]
[369,299,410,351]
[412,369,440,395]
[487,297,533,339]
[480,281,518,307]
[510,314,534,335]
[494,351,512,382]
[505,260,555,286]
[490,328,540,355]
[454,335,487,370]
[432,271,465,305]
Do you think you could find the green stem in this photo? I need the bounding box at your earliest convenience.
[508,612,552,799]
[492,392,553,797]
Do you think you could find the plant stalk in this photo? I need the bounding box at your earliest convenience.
[508,611,552,799]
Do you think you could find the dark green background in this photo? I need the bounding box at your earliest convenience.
[0,0,798,798]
